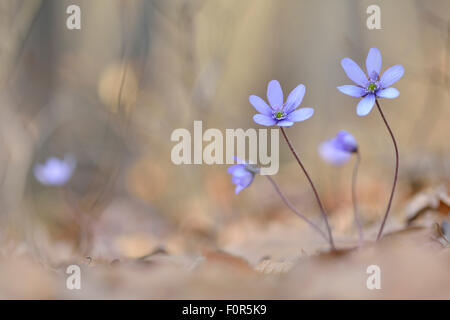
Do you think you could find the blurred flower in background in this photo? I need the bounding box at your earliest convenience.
[33,155,76,186]
[318,130,358,166]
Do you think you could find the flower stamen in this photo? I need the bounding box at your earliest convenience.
[367,83,377,93]
[273,111,286,120]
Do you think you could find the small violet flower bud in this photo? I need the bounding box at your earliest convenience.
[318,130,358,166]
[227,158,259,194]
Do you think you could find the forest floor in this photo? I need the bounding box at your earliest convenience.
[0,185,449,299]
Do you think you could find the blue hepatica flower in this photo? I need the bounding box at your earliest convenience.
[319,130,358,166]
[338,48,404,116]
[250,80,314,127]
[34,155,76,186]
[227,159,259,194]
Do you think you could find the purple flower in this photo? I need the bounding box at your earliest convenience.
[250,80,314,127]
[337,48,404,116]
[227,159,259,194]
[319,130,358,166]
[34,155,76,186]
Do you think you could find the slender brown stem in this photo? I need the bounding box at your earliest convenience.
[352,151,363,247]
[61,186,93,256]
[265,175,329,243]
[375,100,399,241]
[280,127,335,249]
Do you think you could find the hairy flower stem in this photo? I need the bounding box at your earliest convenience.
[352,151,363,247]
[265,175,329,243]
[375,99,399,241]
[280,127,335,250]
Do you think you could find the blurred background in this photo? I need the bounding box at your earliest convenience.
[0,0,449,299]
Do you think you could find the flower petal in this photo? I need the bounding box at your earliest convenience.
[232,156,246,164]
[356,94,376,116]
[235,185,245,194]
[276,120,294,127]
[240,173,254,188]
[284,84,305,113]
[233,172,254,194]
[253,114,276,126]
[335,130,358,152]
[267,80,283,108]
[337,85,366,97]
[231,175,240,184]
[366,48,382,80]
[249,95,272,116]
[318,141,352,166]
[377,87,399,99]
[287,108,314,122]
[232,167,249,177]
[227,164,244,174]
[379,65,404,88]
[341,58,369,87]
[232,172,249,185]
